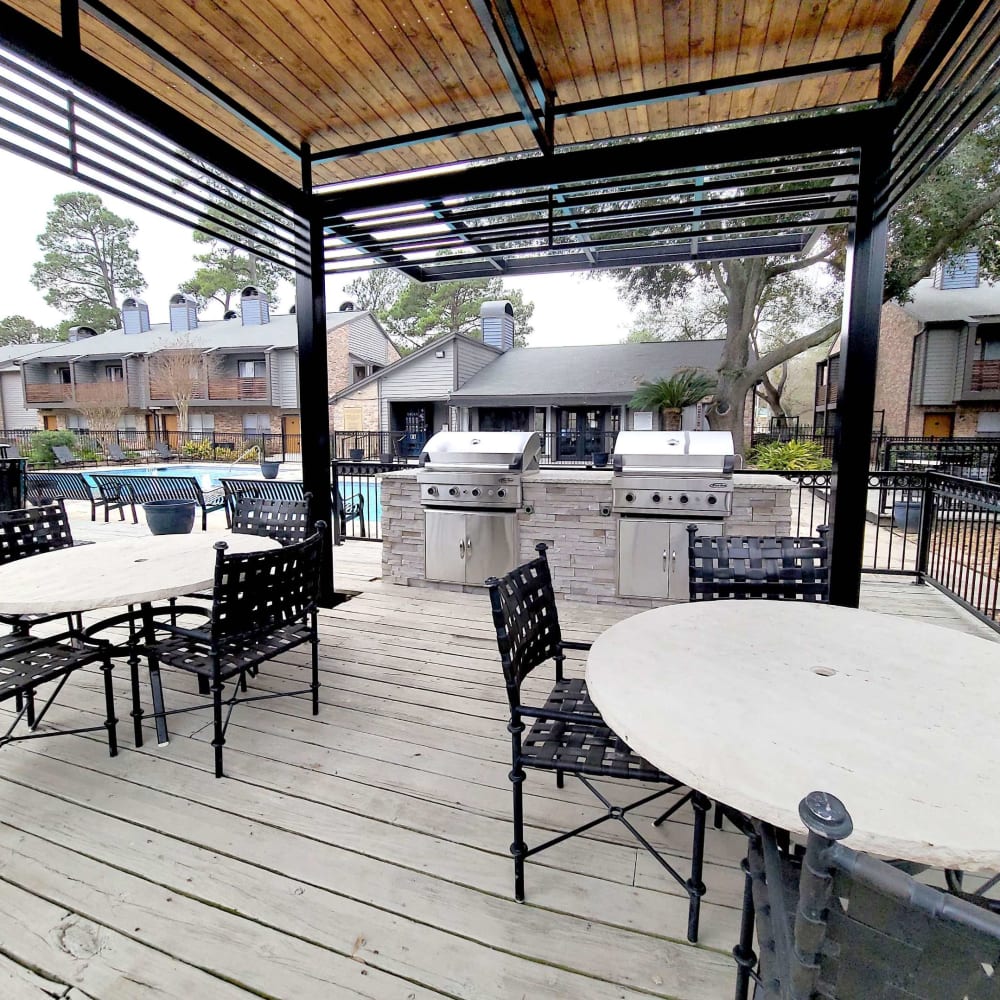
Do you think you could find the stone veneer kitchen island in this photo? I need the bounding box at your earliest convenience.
[381,469,794,607]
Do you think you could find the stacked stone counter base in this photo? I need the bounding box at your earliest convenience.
[381,469,793,607]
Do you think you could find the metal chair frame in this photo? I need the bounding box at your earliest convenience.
[141,524,326,777]
[231,492,313,546]
[487,542,711,943]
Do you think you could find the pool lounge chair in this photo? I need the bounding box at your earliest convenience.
[152,440,179,461]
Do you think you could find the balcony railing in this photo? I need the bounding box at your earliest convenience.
[148,379,206,401]
[970,359,1000,391]
[208,376,268,400]
[73,381,128,403]
[24,383,73,403]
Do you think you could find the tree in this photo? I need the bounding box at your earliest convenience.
[607,111,1000,452]
[344,273,534,349]
[181,234,291,313]
[30,192,145,332]
[0,315,61,345]
[146,336,220,430]
[73,380,128,441]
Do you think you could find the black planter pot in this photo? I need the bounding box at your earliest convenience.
[348,448,364,461]
[143,499,196,535]
[591,452,609,468]
[260,460,281,479]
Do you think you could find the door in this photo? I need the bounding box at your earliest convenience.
[282,414,301,455]
[618,519,720,599]
[42,415,58,430]
[425,509,469,584]
[463,511,518,586]
[922,413,953,438]
[162,413,179,448]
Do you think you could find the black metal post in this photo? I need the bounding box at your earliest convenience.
[828,124,892,607]
[295,144,334,606]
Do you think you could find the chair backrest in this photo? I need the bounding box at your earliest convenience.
[232,493,313,545]
[220,477,303,518]
[209,523,326,642]
[92,473,208,506]
[486,542,565,707]
[2,442,22,460]
[750,792,1000,1000]
[25,471,94,502]
[153,441,173,457]
[688,525,830,602]
[106,442,127,460]
[52,445,77,465]
[0,499,74,564]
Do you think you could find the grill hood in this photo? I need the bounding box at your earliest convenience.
[612,430,735,474]
[419,431,540,472]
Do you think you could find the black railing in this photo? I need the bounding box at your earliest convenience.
[332,430,425,462]
[332,459,406,542]
[882,435,1000,481]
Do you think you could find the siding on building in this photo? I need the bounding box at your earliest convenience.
[126,356,145,408]
[348,314,395,365]
[918,328,960,405]
[379,341,457,401]
[455,338,500,387]
[0,370,36,428]
[954,327,969,400]
[272,348,299,408]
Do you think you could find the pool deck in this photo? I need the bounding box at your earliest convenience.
[0,504,994,999]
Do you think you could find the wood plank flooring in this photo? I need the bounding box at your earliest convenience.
[0,536,994,1000]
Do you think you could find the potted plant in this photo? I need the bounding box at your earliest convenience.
[143,499,196,534]
[260,457,281,479]
[349,447,364,462]
[628,369,718,431]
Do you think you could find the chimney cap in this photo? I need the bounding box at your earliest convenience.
[223,309,238,320]
[339,300,356,311]
[241,285,267,299]
[122,296,148,309]
[480,300,514,318]
[68,325,98,341]
[170,292,197,307]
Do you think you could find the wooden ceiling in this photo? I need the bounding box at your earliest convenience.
[5,0,943,190]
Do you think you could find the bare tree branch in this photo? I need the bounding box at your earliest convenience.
[748,318,840,379]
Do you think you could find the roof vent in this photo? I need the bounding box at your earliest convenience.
[122,297,151,334]
[339,301,356,311]
[480,300,514,352]
[67,325,97,342]
[223,309,238,320]
[169,292,199,332]
[240,286,270,326]
[289,304,296,315]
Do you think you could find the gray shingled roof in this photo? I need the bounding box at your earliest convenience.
[449,340,725,405]
[11,310,367,362]
[0,343,49,371]
[902,277,1000,323]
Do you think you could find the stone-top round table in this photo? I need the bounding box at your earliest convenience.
[586,600,1000,872]
[0,532,280,615]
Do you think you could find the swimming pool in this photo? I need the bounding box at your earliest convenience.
[83,463,383,521]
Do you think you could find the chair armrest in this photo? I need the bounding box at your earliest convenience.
[516,704,606,728]
[559,639,593,652]
[146,619,213,643]
[203,487,225,506]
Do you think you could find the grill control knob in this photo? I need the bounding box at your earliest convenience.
[625,492,635,503]
[652,493,661,503]
[427,486,438,496]
[448,487,459,497]
[497,487,507,498]
[679,494,689,504]
[708,495,718,505]
[471,488,481,497]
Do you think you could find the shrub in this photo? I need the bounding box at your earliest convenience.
[748,439,832,471]
[27,429,78,466]
[181,440,215,460]
[213,447,236,463]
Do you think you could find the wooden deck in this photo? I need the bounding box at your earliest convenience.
[0,536,995,1000]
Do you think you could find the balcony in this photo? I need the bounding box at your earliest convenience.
[24,382,73,403]
[74,381,128,404]
[148,379,206,402]
[970,359,1000,391]
[207,376,269,401]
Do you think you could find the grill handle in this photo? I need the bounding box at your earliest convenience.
[459,539,465,559]
[466,536,472,557]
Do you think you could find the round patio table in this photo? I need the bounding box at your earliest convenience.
[586,600,1000,871]
[0,532,281,746]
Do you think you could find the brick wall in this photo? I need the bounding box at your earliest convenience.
[208,409,281,435]
[331,382,380,432]
[381,470,793,607]
[875,302,921,436]
[326,327,351,398]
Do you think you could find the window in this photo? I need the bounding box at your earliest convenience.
[243,413,269,433]
[58,367,71,384]
[189,412,215,433]
[117,414,139,430]
[106,365,124,381]
[238,359,266,379]
[66,413,87,429]
[353,365,366,381]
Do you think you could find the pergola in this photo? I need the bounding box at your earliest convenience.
[2,0,998,605]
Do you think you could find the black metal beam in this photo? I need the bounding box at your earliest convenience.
[467,0,549,153]
[0,2,304,212]
[80,0,299,157]
[309,54,879,166]
[490,0,549,109]
[828,129,892,608]
[296,145,334,607]
[321,107,880,216]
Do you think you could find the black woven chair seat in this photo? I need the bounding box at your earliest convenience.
[0,641,99,700]
[522,677,664,780]
[149,621,314,680]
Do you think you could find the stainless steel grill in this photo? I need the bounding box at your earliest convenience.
[612,430,735,517]
[418,431,540,509]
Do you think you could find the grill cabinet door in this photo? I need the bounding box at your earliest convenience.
[425,509,469,584]
[463,511,518,586]
[618,519,721,599]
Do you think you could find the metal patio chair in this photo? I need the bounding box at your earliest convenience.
[232,492,313,546]
[152,440,178,461]
[141,523,326,777]
[734,791,1000,1000]
[52,444,84,468]
[0,629,118,756]
[486,542,712,943]
[0,499,82,636]
[105,441,132,464]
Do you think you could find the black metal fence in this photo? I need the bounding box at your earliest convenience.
[332,459,406,542]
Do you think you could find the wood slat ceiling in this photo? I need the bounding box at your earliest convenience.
[4,0,941,191]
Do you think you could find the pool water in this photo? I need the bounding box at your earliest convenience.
[84,463,383,520]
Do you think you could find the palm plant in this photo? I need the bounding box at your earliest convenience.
[628,369,718,430]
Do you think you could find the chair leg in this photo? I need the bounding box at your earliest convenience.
[310,613,320,714]
[100,652,118,757]
[508,718,527,902]
[211,671,225,778]
[25,688,36,729]
[732,852,758,1000]
[714,800,725,829]
[685,792,710,944]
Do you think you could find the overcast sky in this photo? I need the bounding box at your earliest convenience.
[0,149,631,347]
